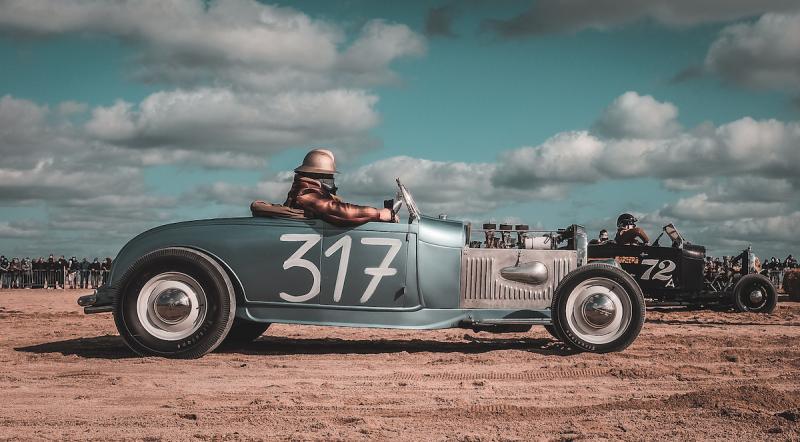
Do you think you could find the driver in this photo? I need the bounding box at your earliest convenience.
[284,149,397,227]
[614,213,649,245]
[589,229,610,245]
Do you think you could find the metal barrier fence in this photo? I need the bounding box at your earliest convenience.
[0,269,109,289]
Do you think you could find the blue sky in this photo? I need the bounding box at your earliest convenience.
[0,0,798,259]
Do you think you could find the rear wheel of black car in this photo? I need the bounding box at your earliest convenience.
[552,264,645,353]
[732,274,777,314]
[113,248,236,358]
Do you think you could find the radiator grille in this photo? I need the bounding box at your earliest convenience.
[460,250,576,308]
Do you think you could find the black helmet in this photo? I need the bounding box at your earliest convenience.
[617,213,637,228]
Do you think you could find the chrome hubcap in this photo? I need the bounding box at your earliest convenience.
[581,293,617,328]
[136,272,207,341]
[748,289,764,304]
[565,277,632,345]
[153,288,192,324]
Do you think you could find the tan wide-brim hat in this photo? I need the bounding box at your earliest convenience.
[294,148,337,174]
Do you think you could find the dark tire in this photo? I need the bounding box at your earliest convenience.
[113,248,236,358]
[551,264,645,353]
[223,319,270,344]
[732,274,777,313]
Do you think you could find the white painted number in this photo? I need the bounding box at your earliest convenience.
[279,234,402,304]
[652,260,676,281]
[278,234,322,303]
[360,238,402,303]
[640,259,676,282]
[324,235,352,302]
[640,259,660,280]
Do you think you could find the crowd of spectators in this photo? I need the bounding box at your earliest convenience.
[0,255,113,289]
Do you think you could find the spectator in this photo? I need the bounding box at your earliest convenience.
[57,255,68,289]
[9,258,20,288]
[67,256,80,289]
[21,257,31,288]
[101,257,112,286]
[31,257,41,287]
[46,254,56,289]
[0,255,7,289]
[90,258,101,288]
[80,258,90,289]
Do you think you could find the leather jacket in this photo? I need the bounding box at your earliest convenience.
[615,227,649,245]
[285,176,383,227]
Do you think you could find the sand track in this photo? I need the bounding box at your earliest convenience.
[1,290,799,441]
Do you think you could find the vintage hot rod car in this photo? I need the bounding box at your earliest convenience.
[587,223,777,313]
[79,180,645,358]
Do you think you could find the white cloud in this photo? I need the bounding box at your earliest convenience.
[85,100,137,142]
[338,20,426,84]
[0,0,425,91]
[0,2,427,165]
[85,88,379,156]
[707,212,800,243]
[660,193,787,221]
[196,172,295,207]
[706,12,800,92]
[592,91,680,139]
[494,92,800,189]
[661,177,713,191]
[492,131,606,189]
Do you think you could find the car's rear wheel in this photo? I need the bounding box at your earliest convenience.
[552,264,645,353]
[732,274,777,313]
[113,248,236,358]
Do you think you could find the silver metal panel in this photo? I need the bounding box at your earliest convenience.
[460,248,576,309]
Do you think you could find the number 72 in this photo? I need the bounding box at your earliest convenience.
[640,258,676,281]
[278,234,402,304]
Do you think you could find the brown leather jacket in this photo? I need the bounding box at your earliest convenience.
[615,227,649,245]
[285,176,383,227]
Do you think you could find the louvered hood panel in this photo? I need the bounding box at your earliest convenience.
[460,248,577,309]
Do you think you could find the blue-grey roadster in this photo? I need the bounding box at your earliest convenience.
[79,180,645,358]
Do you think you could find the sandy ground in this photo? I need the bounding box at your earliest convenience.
[1,290,799,441]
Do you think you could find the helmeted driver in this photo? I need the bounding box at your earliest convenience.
[284,149,397,226]
[614,213,649,245]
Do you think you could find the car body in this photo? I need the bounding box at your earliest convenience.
[587,223,777,313]
[79,180,646,357]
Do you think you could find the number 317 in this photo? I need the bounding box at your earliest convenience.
[278,234,402,304]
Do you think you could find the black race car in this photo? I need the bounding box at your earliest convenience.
[588,223,777,313]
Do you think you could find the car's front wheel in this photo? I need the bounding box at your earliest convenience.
[732,274,777,313]
[551,264,645,353]
[113,248,236,358]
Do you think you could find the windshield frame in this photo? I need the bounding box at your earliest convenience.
[396,178,421,221]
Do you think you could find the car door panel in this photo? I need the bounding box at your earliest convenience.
[233,220,325,305]
[320,223,409,309]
